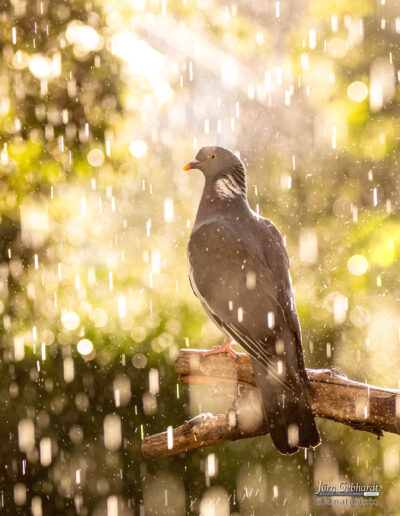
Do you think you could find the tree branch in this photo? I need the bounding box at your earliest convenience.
[142,349,400,460]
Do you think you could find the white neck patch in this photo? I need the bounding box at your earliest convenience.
[215,177,243,199]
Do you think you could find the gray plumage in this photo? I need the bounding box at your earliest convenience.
[185,145,320,455]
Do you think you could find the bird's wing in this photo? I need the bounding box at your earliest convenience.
[256,217,308,384]
[256,219,301,337]
[188,220,300,392]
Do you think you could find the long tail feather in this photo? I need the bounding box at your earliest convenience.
[250,357,321,455]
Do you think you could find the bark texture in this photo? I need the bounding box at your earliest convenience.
[142,350,400,459]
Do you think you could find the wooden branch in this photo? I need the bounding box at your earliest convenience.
[142,349,400,459]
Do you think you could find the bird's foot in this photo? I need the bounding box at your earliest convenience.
[203,339,238,359]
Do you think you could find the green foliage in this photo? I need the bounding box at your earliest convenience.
[1,0,400,514]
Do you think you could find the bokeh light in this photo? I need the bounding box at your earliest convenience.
[61,311,80,330]
[66,21,103,54]
[347,254,369,275]
[28,54,53,79]
[87,148,105,167]
[1,0,400,513]
[77,339,94,356]
[129,140,148,158]
[347,81,368,102]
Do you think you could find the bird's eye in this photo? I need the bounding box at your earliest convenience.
[211,154,216,159]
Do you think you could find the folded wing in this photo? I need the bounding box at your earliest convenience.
[188,220,320,453]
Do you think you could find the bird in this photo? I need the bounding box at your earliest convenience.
[183,145,320,455]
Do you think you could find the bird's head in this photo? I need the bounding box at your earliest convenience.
[183,146,241,176]
[183,146,247,199]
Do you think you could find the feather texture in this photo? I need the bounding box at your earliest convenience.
[187,146,320,454]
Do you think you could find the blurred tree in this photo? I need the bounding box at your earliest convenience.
[1,0,400,514]
[0,0,123,253]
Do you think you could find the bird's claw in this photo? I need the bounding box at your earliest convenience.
[203,340,238,358]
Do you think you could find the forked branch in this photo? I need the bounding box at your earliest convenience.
[142,350,400,459]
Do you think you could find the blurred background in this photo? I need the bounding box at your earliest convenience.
[1,0,400,514]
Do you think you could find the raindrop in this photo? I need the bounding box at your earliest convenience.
[288,424,299,447]
[63,357,75,383]
[300,53,309,71]
[18,418,35,453]
[143,392,157,415]
[31,497,43,516]
[107,495,119,516]
[246,271,256,290]
[228,410,236,427]
[151,250,161,274]
[14,483,26,505]
[149,368,159,395]
[39,437,52,466]
[118,295,127,318]
[113,374,131,407]
[333,294,347,324]
[326,343,331,358]
[309,28,317,49]
[167,426,173,450]
[103,414,122,451]
[206,453,217,477]
[14,336,25,361]
[164,198,174,222]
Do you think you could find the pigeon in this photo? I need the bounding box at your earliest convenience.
[183,145,320,455]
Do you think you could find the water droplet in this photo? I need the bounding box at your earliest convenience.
[18,418,35,453]
[103,414,122,451]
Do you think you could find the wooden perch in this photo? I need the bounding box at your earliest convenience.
[142,349,400,460]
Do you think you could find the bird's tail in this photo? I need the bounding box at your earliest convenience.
[250,357,320,455]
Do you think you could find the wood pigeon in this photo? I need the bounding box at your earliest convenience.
[184,145,320,455]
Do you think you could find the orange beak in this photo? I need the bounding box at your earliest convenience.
[183,159,200,171]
